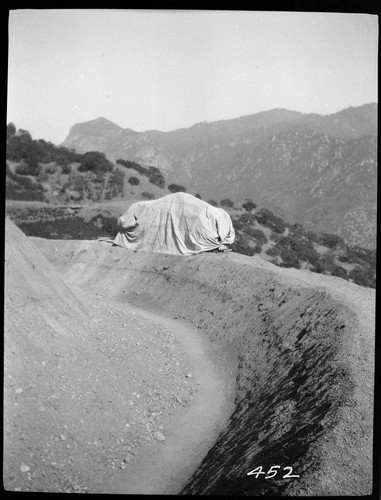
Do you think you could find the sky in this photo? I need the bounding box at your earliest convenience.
[7,9,378,145]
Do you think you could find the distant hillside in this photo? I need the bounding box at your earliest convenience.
[5,122,376,289]
[61,104,378,248]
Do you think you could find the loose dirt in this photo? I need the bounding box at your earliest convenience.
[4,219,235,494]
[96,308,236,494]
[4,218,376,496]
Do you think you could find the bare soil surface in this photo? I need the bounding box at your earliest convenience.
[4,218,376,496]
[96,309,236,495]
[4,220,235,493]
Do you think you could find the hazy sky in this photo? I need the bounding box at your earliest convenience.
[7,9,378,145]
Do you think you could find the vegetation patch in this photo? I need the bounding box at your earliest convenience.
[116,159,165,188]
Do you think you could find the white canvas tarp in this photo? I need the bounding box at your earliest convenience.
[113,192,235,256]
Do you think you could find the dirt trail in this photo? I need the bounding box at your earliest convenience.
[95,306,236,494]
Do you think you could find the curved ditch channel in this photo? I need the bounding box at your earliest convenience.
[32,238,375,496]
[95,306,236,494]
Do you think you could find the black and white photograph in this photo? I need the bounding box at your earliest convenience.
[4,8,378,496]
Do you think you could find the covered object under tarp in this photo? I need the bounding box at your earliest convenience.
[113,192,235,256]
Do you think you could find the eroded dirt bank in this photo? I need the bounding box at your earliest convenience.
[4,221,234,494]
[32,237,375,496]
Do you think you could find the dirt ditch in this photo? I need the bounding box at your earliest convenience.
[27,234,375,496]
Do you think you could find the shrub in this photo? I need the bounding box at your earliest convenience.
[330,265,348,280]
[78,151,113,173]
[6,171,47,201]
[128,176,140,186]
[242,200,257,212]
[239,212,255,225]
[348,266,375,288]
[45,164,57,174]
[232,218,244,231]
[61,165,71,174]
[6,124,81,167]
[279,247,300,269]
[168,183,186,193]
[116,161,164,187]
[207,200,218,207]
[6,183,46,201]
[220,198,234,208]
[90,215,120,237]
[7,122,16,141]
[195,193,202,199]
[254,207,285,233]
[254,243,262,253]
[276,234,320,266]
[148,166,165,188]
[288,222,305,236]
[338,246,376,267]
[15,159,41,176]
[107,169,125,197]
[17,217,105,240]
[319,233,345,249]
[306,230,320,243]
[312,255,348,280]
[142,191,155,200]
[244,226,268,244]
[269,232,281,242]
[231,242,256,256]
[266,246,280,257]
[116,159,144,173]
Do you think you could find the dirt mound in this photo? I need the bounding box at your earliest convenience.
[5,219,233,493]
[31,235,375,496]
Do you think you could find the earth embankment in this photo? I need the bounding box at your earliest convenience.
[4,220,234,494]
[32,236,375,496]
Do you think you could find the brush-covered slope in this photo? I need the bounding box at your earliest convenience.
[60,104,377,248]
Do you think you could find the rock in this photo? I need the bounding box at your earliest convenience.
[15,388,23,394]
[20,464,30,472]
[186,373,193,378]
[153,431,166,441]
[120,463,126,470]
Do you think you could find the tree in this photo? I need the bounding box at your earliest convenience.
[306,230,320,243]
[168,183,186,193]
[349,266,375,288]
[142,191,155,200]
[254,207,285,234]
[78,151,113,173]
[7,123,16,142]
[288,222,306,236]
[245,226,268,244]
[279,247,300,269]
[320,233,345,249]
[128,176,140,186]
[148,166,165,188]
[242,200,257,212]
[220,198,234,208]
[15,158,41,176]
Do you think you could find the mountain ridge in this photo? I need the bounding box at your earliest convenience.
[63,103,377,140]
[61,104,377,248]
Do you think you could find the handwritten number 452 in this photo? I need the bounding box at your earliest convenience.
[247,466,300,479]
